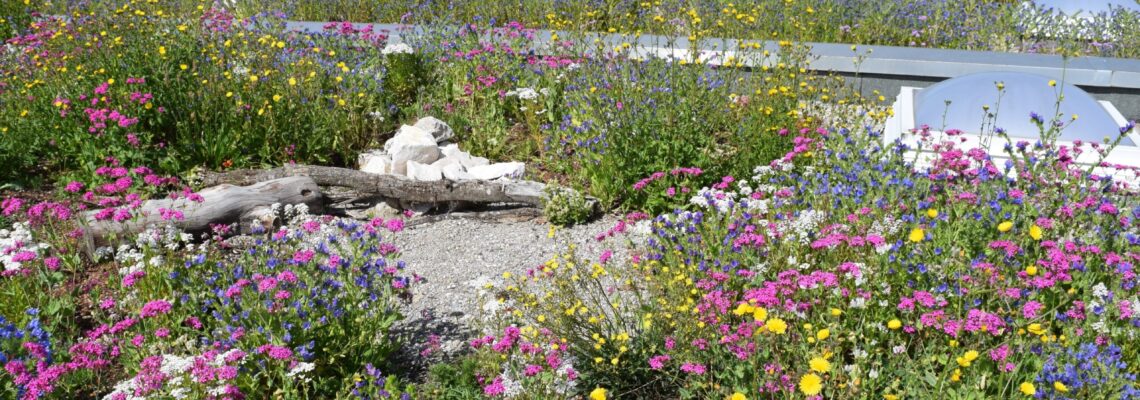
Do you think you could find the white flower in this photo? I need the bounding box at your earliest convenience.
[1092,282,1109,299]
[381,43,414,55]
[506,87,539,100]
[287,362,316,378]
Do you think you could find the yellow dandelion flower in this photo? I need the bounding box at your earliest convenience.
[732,303,755,316]
[799,373,823,395]
[1054,381,1068,393]
[926,209,938,218]
[998,221,1013,232]
[1029,224,1043,240]
[1049,79,1057,87]
[963,350,979,361]
[809,357,831,373]
[288,77,297,86]
[816,329,830,340]
[1026,265,1038,276]
[908,228,925,243]
[752,307,767,322]
[1028,323,1045,335]
[1019,382,1036,396]
[765,318,787,334]
[590,387,607,400]
[888,319,902,330]
[729,393,747,400]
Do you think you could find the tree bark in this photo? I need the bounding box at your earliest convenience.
[81,176,323,253]
[198,164,573,208]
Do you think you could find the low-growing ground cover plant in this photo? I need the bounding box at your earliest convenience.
[2,190,417,398]
[3,1,1140,399]
[2,0,859,209]
[187,0,1140,59]
[459,103,1140,398]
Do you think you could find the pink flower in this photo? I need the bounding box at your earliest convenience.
[292,250,315,263]
[483,376,505,396]
[680,363,706,375]
[648,355,671,370]
[257,344,292,360]
[1022,301,1043,319]
[140,299,172,318]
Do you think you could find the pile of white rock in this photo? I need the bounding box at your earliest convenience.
[358,117,525,182]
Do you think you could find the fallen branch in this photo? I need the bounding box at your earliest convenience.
[198,164,596,210]
[81,176,323,253]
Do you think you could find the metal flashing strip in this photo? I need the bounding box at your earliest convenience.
[282,20,1140,90]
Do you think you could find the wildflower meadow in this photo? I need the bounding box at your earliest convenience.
[2,0,1140,399]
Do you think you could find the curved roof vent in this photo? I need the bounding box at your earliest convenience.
[913,71,1132,145]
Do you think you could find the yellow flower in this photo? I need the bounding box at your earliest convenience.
[179,64,188,70]
[1026,265,1038,276]
[809,357,831,373]
[1049,79,1057,87]
[926,209,938,218]
[729,393,747,400]
[1054,381,1068,393]
[158,46,165,55]
[250,75,259,82]
[1029,224,1043,240]
[908,228,925,243]
[884,395,899,400]
[951,368,961,381]
[752,307,768,322]
[1028,323,1045,335]
[765,318,787,334]
[799,373,823,395]
[888,319,902,330]
[590,387,607,400]
[816,329,830,340]
[998,221,1013,232]
[288,77,297,86]
[830,308,842,316]
[963,350,979,361]
[733,303,755,316]
[1019,382,1036,396]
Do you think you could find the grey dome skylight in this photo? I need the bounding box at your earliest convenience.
[1031,0,1140,16]
[913,71,1131,146]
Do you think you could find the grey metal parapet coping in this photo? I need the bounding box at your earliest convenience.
[283,20,1140,90]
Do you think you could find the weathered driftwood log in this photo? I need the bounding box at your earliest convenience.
[81,176,323,252]
[198,164,594,210]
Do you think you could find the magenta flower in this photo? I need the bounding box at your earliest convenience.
[139,299,172,318]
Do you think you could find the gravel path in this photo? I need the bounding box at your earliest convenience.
[388,211,622,379]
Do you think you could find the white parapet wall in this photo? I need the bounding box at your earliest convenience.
[885,86,1140,184]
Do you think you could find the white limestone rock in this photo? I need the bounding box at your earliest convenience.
[440,163,474,181]
[406,161,443,181]
[414,116,454,144]
[359,152,393,175]
[440,144,489,169]
[385,125,441,174]
[467,162,525,180]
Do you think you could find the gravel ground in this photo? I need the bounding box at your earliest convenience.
[387,210,623,380]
